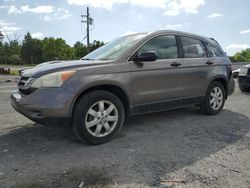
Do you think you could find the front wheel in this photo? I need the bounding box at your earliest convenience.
[200,81,225,115]
[72,90,125,145]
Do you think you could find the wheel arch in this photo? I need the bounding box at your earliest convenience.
[210,77,228,99]
[69,84,130,117]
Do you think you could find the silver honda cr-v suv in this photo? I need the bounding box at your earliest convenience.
[11,30,235,144]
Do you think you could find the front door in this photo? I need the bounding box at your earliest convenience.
[130,35,183,113]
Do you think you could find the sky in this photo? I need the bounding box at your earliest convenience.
[0,0,250,55]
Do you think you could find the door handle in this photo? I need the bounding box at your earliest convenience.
[171,62,182,67]
[206,61,214,65]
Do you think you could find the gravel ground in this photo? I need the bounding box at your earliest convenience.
[0,75,249,188]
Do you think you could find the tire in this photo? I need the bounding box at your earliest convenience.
[200,81,226,115]
[239,84,248,92]
[72,90,125,145]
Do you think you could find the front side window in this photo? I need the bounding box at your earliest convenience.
[181,37,207,58]
[138,35,178,60]
[205,43,224,57]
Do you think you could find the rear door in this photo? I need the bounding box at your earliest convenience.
[179,36,211,102]
[130,35,183,111]
[204,42,226,66]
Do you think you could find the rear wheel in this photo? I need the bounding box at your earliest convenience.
[200,81,225,115]
[72,90,125,145]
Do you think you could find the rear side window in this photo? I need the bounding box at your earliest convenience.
[205,43,224,57]
[138,35,178,60]
[181,37,207,58]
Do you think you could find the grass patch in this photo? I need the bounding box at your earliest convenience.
[0,64,34,67]
[10,69,20,76]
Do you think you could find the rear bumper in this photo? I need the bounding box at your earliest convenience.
[10,88,74,126]
[227,76,235,96]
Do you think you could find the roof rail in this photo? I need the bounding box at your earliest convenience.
[209,37,220,45]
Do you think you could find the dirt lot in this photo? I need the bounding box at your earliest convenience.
[0,75,249,188]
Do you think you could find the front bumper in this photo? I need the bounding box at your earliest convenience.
[238,75,250,88]
[10,87,75,126]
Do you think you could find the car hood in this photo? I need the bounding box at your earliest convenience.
[22,60,110,78]
[232,68,240,72]
[243,64,250,68]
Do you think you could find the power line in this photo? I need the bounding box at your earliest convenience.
[81,7,94,54]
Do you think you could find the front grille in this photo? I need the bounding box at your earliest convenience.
[18,76,36,95]
[18,76,29,88]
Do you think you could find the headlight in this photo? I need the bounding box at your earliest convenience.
[31,70,75,88]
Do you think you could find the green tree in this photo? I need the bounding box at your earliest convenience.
[73,40,104,60]
[9,54,22,64]
[90,40,105,52]
[232,48,250,62]
[73,41,87,59]
[8,40,21,55]
[42,37,74,61]
[1,40,21,64]
[0,41,4,64]
[1,32,105,65]
[21,32,43,64]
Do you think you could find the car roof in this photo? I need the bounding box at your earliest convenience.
[126,30,212,42]
[148,30,222,50]
[125,30,224,51]
[151,30,214,43]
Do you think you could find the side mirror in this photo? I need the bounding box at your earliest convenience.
[133,51,157,63]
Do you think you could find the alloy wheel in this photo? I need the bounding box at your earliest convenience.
[209,87,223,111]
[85,100,118,137]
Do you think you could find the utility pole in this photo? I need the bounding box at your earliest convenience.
[86,7,90,53]
[81,7,93,54]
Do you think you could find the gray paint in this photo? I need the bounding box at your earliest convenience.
[11,30,234,124]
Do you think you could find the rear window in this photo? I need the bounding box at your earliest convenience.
[205,43,224,57]
[180,37,207,58]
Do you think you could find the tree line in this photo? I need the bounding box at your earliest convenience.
[0,32,104,65]
[1,32,249,64]
[229,48,250,62]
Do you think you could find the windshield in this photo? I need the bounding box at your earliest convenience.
[81,34,146,61]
